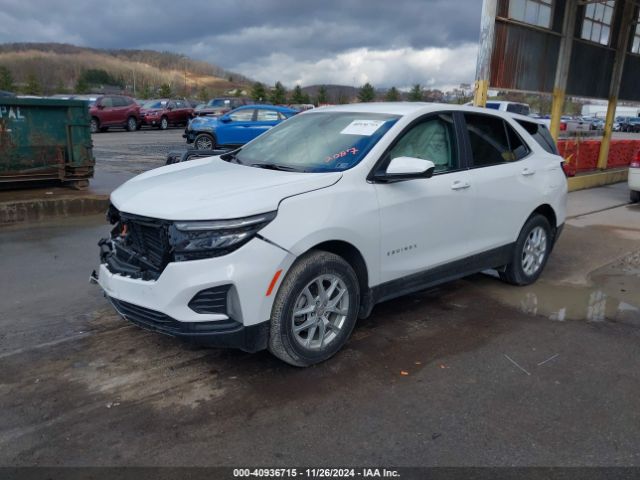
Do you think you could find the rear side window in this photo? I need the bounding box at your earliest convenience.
[516,120,558,154]
[464,114,531,166]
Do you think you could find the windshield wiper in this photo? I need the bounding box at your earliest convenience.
[220,150,243,165]
[251,163,302,172]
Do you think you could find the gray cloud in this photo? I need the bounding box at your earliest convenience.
[0,0,482,88]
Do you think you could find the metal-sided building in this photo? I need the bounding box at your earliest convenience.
[474,0,640,187]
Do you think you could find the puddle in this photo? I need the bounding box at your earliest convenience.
[475,251,640,325]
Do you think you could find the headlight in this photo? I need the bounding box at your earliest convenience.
[168,211,276,261]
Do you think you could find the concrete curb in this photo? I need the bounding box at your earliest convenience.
[0,195,109,226]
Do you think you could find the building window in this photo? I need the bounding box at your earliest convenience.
[509,0,553,29]
[632,11,640,54]
[581,1,615,46]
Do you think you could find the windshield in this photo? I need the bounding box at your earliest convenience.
[143,100,166,109]
[235,112,399,172]
[208,99,228,107]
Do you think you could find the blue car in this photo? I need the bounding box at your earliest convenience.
[184,104,298,150]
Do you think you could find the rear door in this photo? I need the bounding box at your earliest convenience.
[112,96,129,125]
[253,108,282,136]
[461,112,542,254]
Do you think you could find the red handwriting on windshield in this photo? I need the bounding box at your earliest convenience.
[325,147,359,163]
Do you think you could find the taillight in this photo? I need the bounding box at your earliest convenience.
[560,122,567,131]
[561,161,573,177]
[630,151,640,168]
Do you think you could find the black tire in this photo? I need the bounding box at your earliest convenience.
[194,133,215,150]
[126,116,138,132]
[499,214,553,286]
[90,117,99,134]
[159,116,169,130]
[631,190,640,203]
[269,251,360,367]
[99,126,109,132]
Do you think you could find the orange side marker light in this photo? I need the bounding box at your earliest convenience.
[265,270,283,296]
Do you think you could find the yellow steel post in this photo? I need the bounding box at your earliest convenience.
[598,97,617,170]
[473,79,489,108]
[549,88,565,141]
[597,0,636,171]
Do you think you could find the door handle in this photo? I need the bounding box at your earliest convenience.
[451,180,470,190]
[521,167,536,176]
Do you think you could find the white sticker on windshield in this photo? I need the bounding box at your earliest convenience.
[340,119,386,136]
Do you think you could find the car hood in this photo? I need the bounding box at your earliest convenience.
[110,156,342,220]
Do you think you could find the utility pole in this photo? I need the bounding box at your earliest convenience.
[473,0,497,107]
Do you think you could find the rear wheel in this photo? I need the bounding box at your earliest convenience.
[500,214,552,286]
[631,190,640,203]
[126,116,137,132]
[194,133,215,150]
[269,251,360,367]
[159,116,169,130]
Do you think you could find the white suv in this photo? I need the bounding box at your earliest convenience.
[94,103,567,366]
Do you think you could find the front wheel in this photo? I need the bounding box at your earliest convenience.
[194,133,215,150]
[90,118,99,134]
[269,251,360,367]
[159,116,168,130]
[499,214,553,286]
[126,116,138,132]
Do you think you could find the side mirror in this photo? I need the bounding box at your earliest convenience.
[219,115,231,123]
[374,156,435,183]
[97,104,105,110]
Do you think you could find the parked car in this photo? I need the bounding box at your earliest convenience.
[485,101,531,116]
[140,99,194,130]
[94,103,567,366]
[194,97,250,117]
[629,151,640,203]
[618,116,640,133]
[89,95,140,133]
[184,104,297,150]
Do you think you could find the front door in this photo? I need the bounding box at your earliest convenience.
[374,112,473,284]
[220,108,256,145]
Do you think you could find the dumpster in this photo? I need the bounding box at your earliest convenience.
[0,97,94,189]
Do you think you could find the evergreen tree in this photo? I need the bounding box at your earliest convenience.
[269,81,287,105]
[0,66,14,91]
[158,83,172,97]
[316,85,328,105]
[140,85,153,100]
[23,73,42,95]
[358,82,375,102]
[198,87,210,102]
[291,85,307,104]
[75,76,89,94]
[250,82,266,102]
[408,84,423,102]
[385,86,400,101]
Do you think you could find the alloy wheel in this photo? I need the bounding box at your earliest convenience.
[291,274,350,351]
[521,226,547,276]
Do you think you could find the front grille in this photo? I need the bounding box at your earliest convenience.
[126,219,169,268]
[103,208,173,280]
[188,285,230,314]
[109,297,242,336]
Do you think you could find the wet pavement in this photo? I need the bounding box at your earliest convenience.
[1,187,640,466]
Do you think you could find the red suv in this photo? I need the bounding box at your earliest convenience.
[89,95,140,133]
[140,99,194,129]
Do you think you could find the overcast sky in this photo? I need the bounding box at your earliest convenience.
[0,0,483,90]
